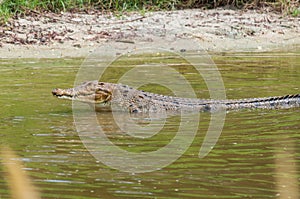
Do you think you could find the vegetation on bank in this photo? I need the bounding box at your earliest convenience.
[0,0,299,21]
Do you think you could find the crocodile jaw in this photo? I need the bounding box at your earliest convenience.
[52,81,113,104]
[52,88,96,103]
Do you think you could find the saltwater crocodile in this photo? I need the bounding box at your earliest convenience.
[52,80,300,113]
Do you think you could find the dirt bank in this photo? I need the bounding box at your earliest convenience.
[0,8,299,58]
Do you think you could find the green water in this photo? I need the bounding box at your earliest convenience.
[0,52,299,198]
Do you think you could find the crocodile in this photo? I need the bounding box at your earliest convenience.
[52,80,300,113]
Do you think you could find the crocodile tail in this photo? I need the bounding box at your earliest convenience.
[224,94,300,110]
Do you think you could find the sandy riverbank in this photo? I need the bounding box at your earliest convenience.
[0,8,299,58]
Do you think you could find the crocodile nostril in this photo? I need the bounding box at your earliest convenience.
[52,89,58,96]
[52,88,62,96]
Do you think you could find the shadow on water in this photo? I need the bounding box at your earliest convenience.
[0,51,299,198]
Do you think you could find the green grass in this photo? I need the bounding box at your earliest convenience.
[0,0,299,22]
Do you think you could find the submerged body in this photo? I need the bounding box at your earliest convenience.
[52,81,300,113]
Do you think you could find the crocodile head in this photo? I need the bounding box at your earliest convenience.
[52,80,114,104]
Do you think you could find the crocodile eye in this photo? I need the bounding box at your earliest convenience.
[99,82,105,86]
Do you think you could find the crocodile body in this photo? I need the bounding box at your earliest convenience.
[52,80,300,113]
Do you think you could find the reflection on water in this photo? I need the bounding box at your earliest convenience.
[0,52,299,198]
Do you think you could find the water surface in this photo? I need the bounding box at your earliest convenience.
[0,51,299,198]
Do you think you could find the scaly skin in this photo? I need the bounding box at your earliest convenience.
[52,80,300,113]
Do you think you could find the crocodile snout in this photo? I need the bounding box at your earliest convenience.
[52,88,74,99]
[52,88,63,97]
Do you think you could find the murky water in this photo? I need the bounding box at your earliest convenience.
[0,51,299,198]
